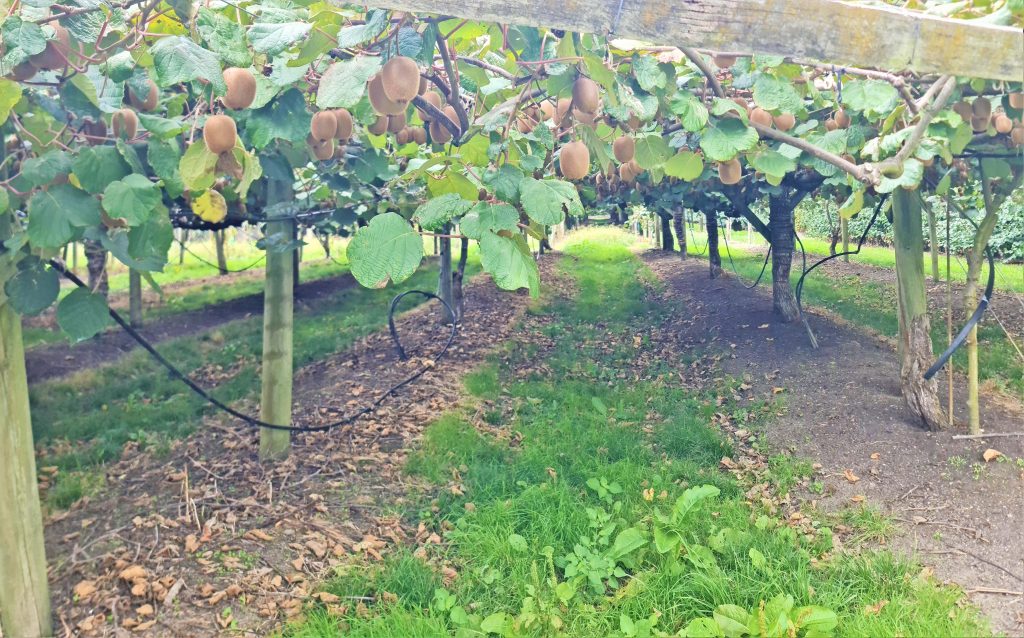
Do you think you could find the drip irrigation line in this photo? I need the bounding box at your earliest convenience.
[175,237,267,273]
[792,228,818,348]
[721,225,771,289]
[688,220,709,256]
[49,259,457,434]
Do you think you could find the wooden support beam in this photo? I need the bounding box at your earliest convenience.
[353,0,1023,82]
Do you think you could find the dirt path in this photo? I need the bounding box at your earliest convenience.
[25,271,356,384]
[644,251,1024,635]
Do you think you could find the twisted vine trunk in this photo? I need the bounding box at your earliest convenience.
[892,189,946,430]
[84,239,108,299]
[438,224,454,321]
[128,269,143,328]
[659,213,675,251]
[672,210,686,259]
[769,194,800,322]
[705,210,721,279]
[214,229,228,276]
[452,236,468,323]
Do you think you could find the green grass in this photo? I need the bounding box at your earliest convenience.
[280,228,987,638]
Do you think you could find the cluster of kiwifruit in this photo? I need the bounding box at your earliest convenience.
[5,23,78,80]
[364,55,435,146]
[952,95,1024,146]
[306,107,354,160]
[729,96,797,132]
[553,77,605,180]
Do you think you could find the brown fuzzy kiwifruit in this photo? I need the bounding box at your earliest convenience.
[559,140,590,180]
[626,114,641,131]
[30,24,71,71]
[395,128,412,145]
[626,159,642,175]
[332,109,353,140]
[971,114,990,133]
[81,119,107,145]
[333,144,347,159]
[993,114,1014,134]
[203,114,237,154]
[367,73,406,116]
[555,98,573,126]
[773,112,795,132]
[440,105,459,130]
[429,118,452,144]
[367,116,388,135]
[834,108,851,129]
[1011,126,1024,146]
[222,67,257,110]
[732,97,748,112]
[387,112,406,134]
[573,108,597,126]
[516,113,537,134]
[380,56,420,105]
[612,135,635,163]
[411,127,427,144]
[971,97,992,119]
[572,77,600,114]
[618,162,636,184]
[129,80,159,112]
[538,100,556,122]
[713,54,736,69]
[1009,93,1024,110]
[9,61,37,81]
[416,90,442,121]
[717,158,742,185]
[825,118,838,131]
[951,101,972,122]
[111,108,139,140]
[418,76,428,96]
[311,138,334,161]
[750,107,772,127]
[310,111,338,141]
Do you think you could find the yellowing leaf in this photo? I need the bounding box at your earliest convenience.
[982,448,1003,462]
[843,469,860,483]
[192,190,227,223]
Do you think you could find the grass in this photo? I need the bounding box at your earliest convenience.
[279,227,987,638]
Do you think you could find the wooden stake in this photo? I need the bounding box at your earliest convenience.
[259,212,294,461]
[128,269,143,328]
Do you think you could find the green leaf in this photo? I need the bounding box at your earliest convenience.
[554,581,575,604]
[480,612,510,634]
[27,185,101,248]
[684,544,718,570]
[426,172,478,201]
[748,547,768,570]
[507,534,528,552]
[479,231,539,297]
[633,55,667,92]
[56,288,111,342]
[1,17,46,68]
[126,212,173,270]
[674,484,720,520]
[335,10,388,48]
[670,92,709,132]
[700,119,758,162]
[750,150,797,181]
[634,133,671,170]
[842,80,898,119]
[653,523,681,554]
[316,56,382,109]
[483,165,524,204]
[4,258,59,316]
[876,159,924,193]
[19,151,72,189]
[179,141,219,191]
[794,606,838,632]
[73,146,131,195]
[839,189,864,219]
[138,113,187,139]
[196,8,252,67]
[248,88,313,148]
[752,74,803,113]
[0,78,23,125]
[664,150,705,181]
[520,177,582,225]
[461,202,519,240]
[591,396,607,415]
[151,36,227,94]
[248,22,311,56]
[413,193,474,231]
[608,527,647,560]
[346,212,424,288]
[147,138,184,198]
[680,617,724,638]
[712,605,751,638]
[102,175,160,224]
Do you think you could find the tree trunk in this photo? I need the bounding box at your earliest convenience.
[128,269,143,328]
[829,228,839,256]
[84,239,108,299]
[840,217,850,262]
[660,213,674,251]
[292,224,301,291]
[260,187,295,460]
[71,241,79,272]
[769,194,800,322]
[705,210,721,278]
[179,230,187,265]
[892,189,946,430]
[672,210,686,259]
[927,205,940,282]
[438,224,454,317]
[214,229,228,276]
[453,236,469,322]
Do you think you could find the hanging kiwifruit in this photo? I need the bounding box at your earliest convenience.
[750,107,772,127]
[971,114,990,133]
[81,119,107,145]
[559,140,590,180]
[517,113,537,134]
[993,113,1014,134]
[1009,93,1024,110]
[203,114,237,154]
[952,101,973,122]
[8,61,37,81]
[626,113,641,131]
[713,54,736,69]
[111,108,138,140]
[612,135,635,163]
[418,76,428,96]
[380,56,420,105]
[367,115,388,135]
[333,144,347,159]
[972,97,992,119]
[429,118,453,144]
[416,90,442,121]
[732,97,748,111]
[411,127,427,144]
[368,73,406,116]
[1011,126,1024,146]
[387,112,406,134]
[555,98,573,126]
[717,158,742,185]
[834,108,851,128]
[773,112,795,132]
[825,118,838,131]
[395,128,412,145]
[538,100,556,121]
[626,159,642,175]
[619,162,636,184]
[127,79,158,111]
[572,77,600,114]
[311,138,334,160]
[30,24,71,71]
[573,108,597,126]
[222,67,257,110]
[332,109,353,141]
[310,111,338,141]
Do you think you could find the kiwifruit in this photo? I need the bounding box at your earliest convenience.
[1009,93,1024,110]
[440,105,459,130]
[750,107,772,127]
[573,108,597,126]
[971,114,990,133]
[367,73,406,116]
[559,140,590,180]
[626,114,641,131]
[612,135,635,163]
[310,111,338,141]
[713,54,737,69]
[572,77,600,114]
[395,127,412,145]
[825,118,838,131]
[516,113,537,134]
[834,108,851,128]
[411,127,427,144]
[773,112,795,132]
[429,118,452,144]
[333,144,347,159]
[387,112,406,133]
[732,97,748,111]
[30,24,71,71]
[618,162,636,183]
[367,115,388,135]
[203,114,237,154]
[971,97,991,119]
[626,159,642,175]
[1011,126,1024,146]
[380,56,420,105]
[555,98,573,126]
[951,101,973,122]
[222,67,257,110]
[993,114,1014,134]
[538,100,556,121]
[80,119,107,145]
[418,76,428,96]
[717,158,742,185]
[332,109,353,140]
[128,79,159,112]
[111,108,138,140]
[311,138,334,160]
[9,61,37,81]
[416,90,442,121]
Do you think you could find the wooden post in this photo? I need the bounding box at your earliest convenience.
[840,217,850,262]
[214,230,228,276]
[179,230,188,265]
[438,223,454,312]
[128,269,143,328]
[0,287,53,638]
[927,205,940,281]
[259,205,294,460]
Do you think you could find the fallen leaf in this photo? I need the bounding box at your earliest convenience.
[119,565,148,581]
[245,529,274,542]
[184,534,200,553]
[982,449,1003,462]
[306,540,327,559]
[73,580,97,599]
[136,604,154,617]
[316,592,341,603]
[850,495,865,503]
[870,452,880,460]
[864,600,889,615]
[843,469,860,483]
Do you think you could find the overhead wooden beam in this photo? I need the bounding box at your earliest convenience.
[355,0,1023,82]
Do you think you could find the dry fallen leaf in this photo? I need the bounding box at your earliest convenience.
[119,565,148,581]
[843,469,860,483]
[850,495,866,503]
[864,600,889,615]
[184,534,201,553]
[73,580,97,599]
[982,448,1003,462]
[870,452,880,460]
[245,529,274,542]
[136,604,154,617]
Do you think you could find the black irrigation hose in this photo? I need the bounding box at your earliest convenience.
[688,220,709,256]
[721,225,772,289]
[175,238,267,273]
[49,259,457,433]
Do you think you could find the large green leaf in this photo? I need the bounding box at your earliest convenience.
[179,141,219,191]
[0,78,23,126]
[483,165,524,204]
[147,138,184,198]
[752,74,803,114]
[56,288,111,342]
[19,151,72,189]
[699,119,758,162]
[4,258,59,316]
[27,185,101,248]
[102,174,160,224]
[670,92,709,132]
[519,177,582,225]
[1,17,46,68]
[151,36,227,94]
[138,113,187,139]
[413,193,474,231]
[73,146,132,194]
[461,202,519,240]
[196,8,252,67]
[479,230,539,297]
[750,149,797,185]
[346,212,423,288]
[876,159,924,193]
[842,80,898,119]
[663,150,704,181]
[247,88,312,148]
[248,22,311,56]
[634,133,671,170]
[316,56,382,108]
[632,55,666,92]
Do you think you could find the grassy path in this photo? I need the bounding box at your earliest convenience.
[280,229,988,638]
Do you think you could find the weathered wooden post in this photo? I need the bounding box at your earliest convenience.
[260,184,295,460]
